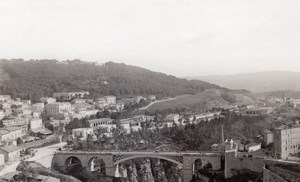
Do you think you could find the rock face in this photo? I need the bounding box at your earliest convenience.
[136,159,155,182]
[121,158,182,182]
[127,163,138,182]
[151,159,168,182]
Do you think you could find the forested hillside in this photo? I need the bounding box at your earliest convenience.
[0,59,221,101]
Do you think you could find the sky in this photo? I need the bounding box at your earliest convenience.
[0,0,300,77]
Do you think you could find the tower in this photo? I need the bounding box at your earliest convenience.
[220,124,224,143]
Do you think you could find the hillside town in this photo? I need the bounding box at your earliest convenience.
[0,90,299,181]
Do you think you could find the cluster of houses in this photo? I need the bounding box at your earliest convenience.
[71,111,223,142]
[0,92,156,166]
[0,95,52,166]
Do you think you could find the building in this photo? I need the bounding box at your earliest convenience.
[40,97,56,104]
[88,118,113,128]
[0,153,4,166]
[32,103,45,112]
[104,96,116,105]
[148,95,156,101]
[274,122,300,159]
[0,110,5,120]
[119,118,142,133]
[72,109,99,120]
[244,107,273,116]
[2,117,29,134]
[264,130,274,146]
[134,96,145,103]
[286,98,300,108]
[45,102,71,117]
[166,114,180,123]
[0,127,24,143]
[0,145,21,162]
[211,139,237,153]
[72,128,94,140]
[53,91,89,100]
[74,103,93,113]
[29,118,43,130]
[71,99,86,104]
[0,95,11,102]
[116,102,124,112]
[245,142,261,152]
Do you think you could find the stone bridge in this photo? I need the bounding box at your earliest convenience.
[51,150,221,182]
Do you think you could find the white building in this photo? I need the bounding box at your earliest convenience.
[245,142,261,152]
[0,145,21,162]
[166,114,180,123]
[72,128,94,140]
[0,110,5,120]
[29,118,43,130]
[104,96,116,105]
[88,118,114,128]
[120,118,142,134]
[0,95,11,102]
[0,127,24,143]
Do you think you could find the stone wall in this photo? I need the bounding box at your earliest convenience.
[263,167,287,182]
[225,149,265,178]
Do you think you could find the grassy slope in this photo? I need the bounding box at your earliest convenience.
[147,89,255,112]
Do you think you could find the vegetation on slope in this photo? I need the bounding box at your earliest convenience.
[0,59,220,101]
[147,89,255,112]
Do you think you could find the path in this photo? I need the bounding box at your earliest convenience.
[139,97,176,110]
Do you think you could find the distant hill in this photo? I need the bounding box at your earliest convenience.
[256,90,300,99]
[188,71,300,93]
[0,59,223,101]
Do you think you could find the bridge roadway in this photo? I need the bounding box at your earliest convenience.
[54,150,221,156]
[51,150,222,182]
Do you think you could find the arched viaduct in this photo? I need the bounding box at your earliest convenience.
[51,151,221,182]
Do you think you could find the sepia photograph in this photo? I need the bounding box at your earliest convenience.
[0,0,300,181]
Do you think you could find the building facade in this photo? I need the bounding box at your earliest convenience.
[45,102,71,117]
[274,123,300,159]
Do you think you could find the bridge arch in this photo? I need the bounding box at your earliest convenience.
[64,156,83,174]
[113,155,183,167]
[65,156,82,167]
[88,157,106,175]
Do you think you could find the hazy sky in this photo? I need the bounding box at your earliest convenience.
[0,0,300,77]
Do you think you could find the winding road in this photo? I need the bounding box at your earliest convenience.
[0,142,66,176]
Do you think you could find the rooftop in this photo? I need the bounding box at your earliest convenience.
[88,118,113,124]
[275,123,300,130]
[120,118,140,124]
[0,145,22,153]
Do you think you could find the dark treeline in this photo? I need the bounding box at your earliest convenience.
[0,59,220,102]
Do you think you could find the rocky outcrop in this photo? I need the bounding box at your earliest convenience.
[122,158,182,182]
[127,163,138,182]
[151,159,168,182]
[136,159,155,182]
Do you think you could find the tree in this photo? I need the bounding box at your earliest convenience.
[0,120,4,128]
[16,160,39,181]
[16,137,23,145]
